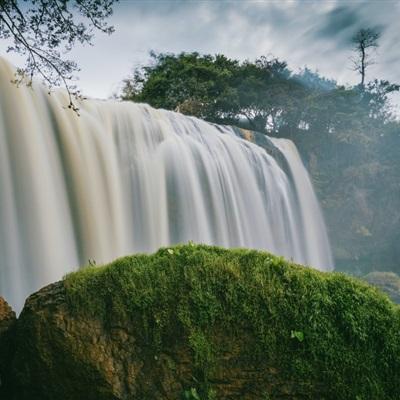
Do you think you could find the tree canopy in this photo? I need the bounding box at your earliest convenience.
[121,51,399,136]
[121,52,306,132]
[121,52,241,123]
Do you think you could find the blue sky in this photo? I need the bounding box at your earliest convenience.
[2,0,400,99]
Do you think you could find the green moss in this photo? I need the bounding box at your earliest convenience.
[64,244,400,399]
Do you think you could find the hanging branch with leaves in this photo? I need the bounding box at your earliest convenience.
[0,0,116,112]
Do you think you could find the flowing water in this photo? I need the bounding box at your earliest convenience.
[0,59,333,311]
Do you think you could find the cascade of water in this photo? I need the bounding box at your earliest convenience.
[0,59,333,311]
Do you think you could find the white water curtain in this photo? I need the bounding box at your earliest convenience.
[0,59,333,311]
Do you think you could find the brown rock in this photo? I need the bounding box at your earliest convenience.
[9,281,309,400]
[0,296,16,397]
[0,296,16,335]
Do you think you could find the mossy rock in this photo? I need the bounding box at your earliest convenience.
[8,244,400,399]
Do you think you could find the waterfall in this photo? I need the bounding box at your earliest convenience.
[0,59,333,311]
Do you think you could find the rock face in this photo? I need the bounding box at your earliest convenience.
[0,296,15,335]
[9,282,296,400]
[0,297,16,396]
[5,245,400,400]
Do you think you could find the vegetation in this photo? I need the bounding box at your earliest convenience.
[121,52,241,125]
[351,28,381,87]
[121,44,400,276]
[120,49,399,136]
[120,52,306,133]
[0,0,116,109]
[364,271,400,304]
[64,244,400,399]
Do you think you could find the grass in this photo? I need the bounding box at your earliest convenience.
[64,244,400,399]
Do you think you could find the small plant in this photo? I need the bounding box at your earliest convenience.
[290,330,304,342]
[183,387,201,400]
[88,258,96,267]
[183,387,216,400]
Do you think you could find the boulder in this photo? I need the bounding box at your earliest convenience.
[8,245,400,399]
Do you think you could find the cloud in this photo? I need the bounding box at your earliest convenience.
[3,0,398,101]
[317,6,361,42]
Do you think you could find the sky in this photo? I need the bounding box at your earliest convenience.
[2,0,400,100]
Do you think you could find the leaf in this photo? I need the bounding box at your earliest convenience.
[290,330,305,342]
[184,388,201,400]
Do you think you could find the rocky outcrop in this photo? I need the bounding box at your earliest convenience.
[0,297,16,396]
[8,282,303,400]
[4,245,400,399]
[0,296,15,335]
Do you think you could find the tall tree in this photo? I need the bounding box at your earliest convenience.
[351,28,380,88]
[0,0,116,110]
[121,52,301,132]
[121,52,241,124]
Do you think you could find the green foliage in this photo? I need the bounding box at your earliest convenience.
[121,51,399,135]
[290,330,304,342]
[121,52,241,124]
[363,271,400,304]
[293,79,400,275]
[183,387,201,400]
[182,387,216,400]
[64,244,400,399]
[1,0,116,110]
[120,52,307,131]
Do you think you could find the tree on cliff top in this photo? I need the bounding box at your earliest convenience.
[122,50,398,137]
[121,51,241,124]
[120,51,301,132]
[351,28,381,88]
[0,0,116,110]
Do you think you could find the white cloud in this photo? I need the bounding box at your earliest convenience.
[2,0,399,101]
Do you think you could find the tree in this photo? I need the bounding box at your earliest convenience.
[351,28,381,88]
[121,52,241,124]
[121,52,302,132]
[0,0,116,110]
[234,56,297,133]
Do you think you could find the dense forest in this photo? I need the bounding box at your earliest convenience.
[120,49,400,276]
